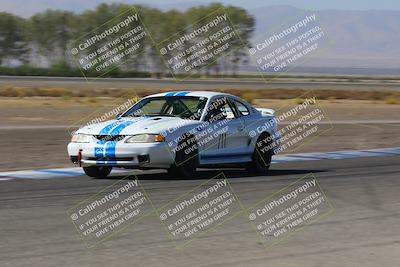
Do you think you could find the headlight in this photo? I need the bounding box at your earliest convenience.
[125,134,165,143]
[71,134,95,143]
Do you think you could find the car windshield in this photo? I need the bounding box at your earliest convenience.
[121,96,208,120]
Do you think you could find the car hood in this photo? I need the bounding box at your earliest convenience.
[75,116,198,136]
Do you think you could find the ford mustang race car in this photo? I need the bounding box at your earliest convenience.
[67,91,280,178]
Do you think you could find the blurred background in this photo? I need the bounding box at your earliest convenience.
[1,2,400,267]
[0,0,399,172]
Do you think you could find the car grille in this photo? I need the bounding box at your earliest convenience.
[94,135,126,142]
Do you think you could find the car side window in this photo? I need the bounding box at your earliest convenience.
[234,100,250,116]
[205,97,237,122]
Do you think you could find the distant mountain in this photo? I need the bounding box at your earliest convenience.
[248,5,400,69]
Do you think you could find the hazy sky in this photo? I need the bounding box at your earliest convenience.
[1,0,400,17]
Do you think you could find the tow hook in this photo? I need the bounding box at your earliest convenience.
[78,149,82,167]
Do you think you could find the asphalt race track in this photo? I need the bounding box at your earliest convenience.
[1,155,399,267]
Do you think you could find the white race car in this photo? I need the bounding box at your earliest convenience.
[68,91,280,178]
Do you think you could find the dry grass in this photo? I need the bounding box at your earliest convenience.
[238,92,257,104]
[294,98,306,105]
[0,85,74,97]
[1,85,400,103]
[384,96,400,105]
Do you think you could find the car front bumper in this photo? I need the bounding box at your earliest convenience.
[67,142,175,168]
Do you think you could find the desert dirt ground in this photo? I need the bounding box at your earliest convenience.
[0,97,399,172]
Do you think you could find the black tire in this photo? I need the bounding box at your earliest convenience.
[168,135,198,179]
[247,132,273,174]
[83,166,112,178]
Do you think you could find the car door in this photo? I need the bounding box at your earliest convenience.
[224,97,253,157]
[229,98,254,155]
[199,96,251,164]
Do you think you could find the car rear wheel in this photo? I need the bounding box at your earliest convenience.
[247,132,273,174]
[168,135,198,179]
[83,166,112,178]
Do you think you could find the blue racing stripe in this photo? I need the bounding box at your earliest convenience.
[104,141,117,159]
[174,91,190,96]
[98,121,121,135]
[94,119,140,161]
[94,141,107,158]
[109,120,136,135]
[165,91,190,97]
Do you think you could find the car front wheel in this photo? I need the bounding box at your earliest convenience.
[83,166,112,178]
[247,133,273,174]
[168,135,198,179]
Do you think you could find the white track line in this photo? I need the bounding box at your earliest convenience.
[0,147,399,181]
[272,147,400,163]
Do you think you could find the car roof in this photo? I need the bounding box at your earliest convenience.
[146,91,231,98]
